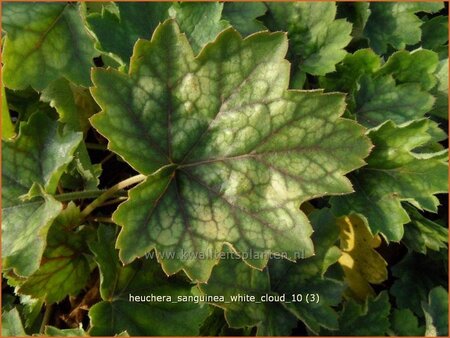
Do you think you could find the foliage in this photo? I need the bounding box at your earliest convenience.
[1,1,448,336]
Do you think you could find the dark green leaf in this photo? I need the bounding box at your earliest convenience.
[2,113,82,276]
[88,225,210,336]
[364,2,444,54]
[86,2,171,63]
[17,203,92,304]
[222,2,267,36]
[2,3,97,90]
[422,286,449,336]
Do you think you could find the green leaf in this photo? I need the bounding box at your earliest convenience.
[421,16,449,54]
[422,286,449,336]
[18,295,43,332]
[88,225,210,336]
[320,48,381,96]
[364,2,444,54]
[17,203,92,304]
[2,112,83,195]
[403,205,448,254]
[169,2,230,54]
[266,2,352,75]
[44,326,87,336]
[355,74,435,128]
[332,119,448,241]
[1,308,26,336]
[41,78,99,133]
[321,49,440,123]
[2,3,97,90]
[222,2,267,36]
[4,88,56,124]
[332,292,391,335]
[2,113,82,276]
[60,143,102,191]
[430,58,449,119]
[377,49,439,91]
[391,252,447,315]
[2,84,16,140]
[90,20,371,282]
[337,2,371,40]
[391,308,424,336]
[198,209,344,335]
[86,2,171,63]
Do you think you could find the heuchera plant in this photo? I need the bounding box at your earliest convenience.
[1,2,448,337]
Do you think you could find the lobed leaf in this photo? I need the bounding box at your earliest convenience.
[422,286,449,336]
[88,225,210,336]
[17,203,92,304]
[198,209,344,335]
[222,2,267,36]
[266,2,352,76]
[86,2,171,64]
[2,113,82,276]
[90,20,371,282]
[2,3,97,90]
[332,119,448,241]
[364,2,444,54]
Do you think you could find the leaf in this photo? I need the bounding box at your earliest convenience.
[90,20,371,282]
[18,295,43,332]
[320,49,440,123]
[41,78,99,133]
[364,2,444,54]
[336,2,371,40]
[403,205,448,254]
[198,209,344,335]
[86,2,171,64]
[430,58,449,119]
[355,74,435,128]
[377,49,439,91]
[2,113,82,276]
[422,286,449,336]
[222,2,267,36]
[169,2,230,54]
[17,203,92,304]
[266,2,352,75]
[332,119,448,241]
[391,308,424,336]
[60,143,102,191]
[2,2,97,90]
[2,84,16,140]
[337,215,388,300]
[320,48,381,96]
[4,87,56,124]
[390,252,447,316]
[44,326,87,336]
[332,292,391,335]
[1,308,27,336]
[421,16,449,55]
[88,225,210,336]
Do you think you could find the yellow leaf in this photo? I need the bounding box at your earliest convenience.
[338,215,388,300]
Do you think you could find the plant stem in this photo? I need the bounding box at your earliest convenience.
[39,303,53,334]
[54,189,109,201]
[98,196,128,207]
[80,174,146,219]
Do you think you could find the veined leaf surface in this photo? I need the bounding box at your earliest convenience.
[90,20,371,282]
